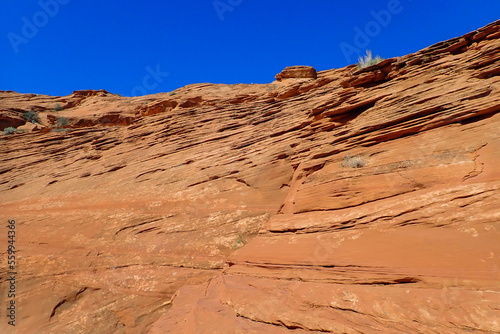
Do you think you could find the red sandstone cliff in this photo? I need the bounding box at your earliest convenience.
[1,20,500,333]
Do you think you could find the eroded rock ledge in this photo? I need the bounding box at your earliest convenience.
[275,65,317,81]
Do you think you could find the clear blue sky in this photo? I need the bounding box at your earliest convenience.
[1,1,499,97]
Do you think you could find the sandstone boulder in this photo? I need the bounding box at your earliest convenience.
[17,122,47,132]
[275,65,317,81]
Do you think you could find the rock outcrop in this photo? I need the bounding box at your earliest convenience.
[16,122,48,133]
[275,65,317,81]
[1,20,500,334]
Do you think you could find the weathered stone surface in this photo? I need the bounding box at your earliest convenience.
[1,20,500,334]
[275,65,317,81]
[17,122,47,133]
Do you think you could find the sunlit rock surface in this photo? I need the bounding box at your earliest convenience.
[1,20,500,334]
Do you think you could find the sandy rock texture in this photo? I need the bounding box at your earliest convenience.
[1,20,500,333]
[275,66,318,81]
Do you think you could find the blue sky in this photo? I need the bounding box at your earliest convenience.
[1,1,499,97]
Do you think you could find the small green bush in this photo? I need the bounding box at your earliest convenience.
[53,103,63,112]
[232,234,244,250]
[357,50,384,69]
[56,117,69,127]
[340,153,366,168]
[23,110,39,123]
[169,92,177,96]
[3,127,18,135]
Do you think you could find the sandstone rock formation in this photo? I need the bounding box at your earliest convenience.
[16,122,48,133]
[275,65,317,81]
[1,20,500,334]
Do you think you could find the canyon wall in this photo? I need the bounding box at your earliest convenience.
[1,20,499,333]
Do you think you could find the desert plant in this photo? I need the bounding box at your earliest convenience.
[23,110,39,123]
[357,50,384,69]
[232,234,244,249]
[53,103,63,112]
[340,153,366,168]
[56,117,69,127]
[3,127,18,135]
[169,92,177,96]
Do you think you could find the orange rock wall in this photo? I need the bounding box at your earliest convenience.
[1,20,500,334]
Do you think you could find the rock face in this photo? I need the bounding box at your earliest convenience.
[275,65,317,81]
[17,122,48,133]
[1,20,500,334]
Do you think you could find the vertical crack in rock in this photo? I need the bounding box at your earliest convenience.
[462,143,488,181]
